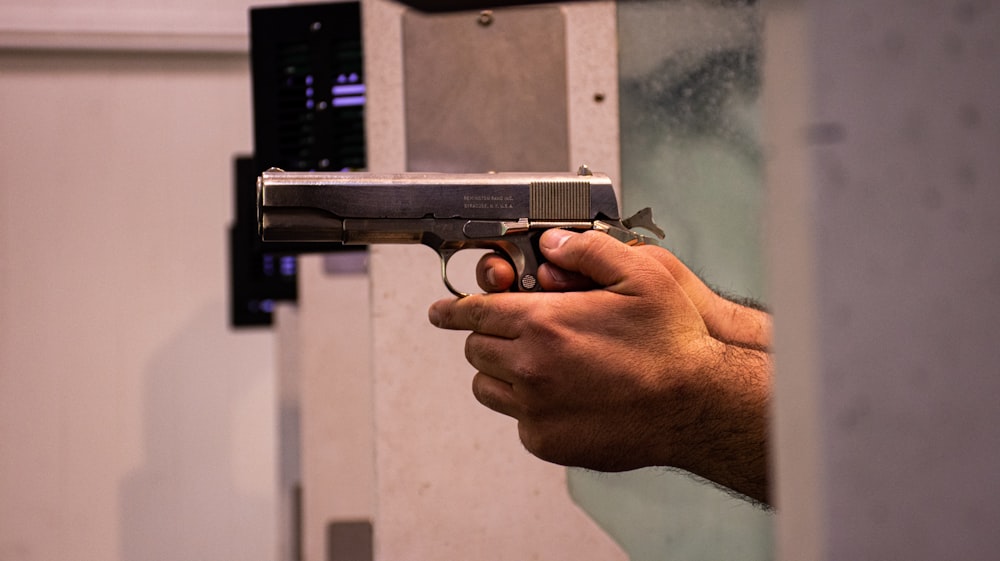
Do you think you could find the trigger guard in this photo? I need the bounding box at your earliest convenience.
[438,241,539,296]
[439,250,470,298]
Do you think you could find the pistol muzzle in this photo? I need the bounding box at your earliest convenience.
[260,208,346,242]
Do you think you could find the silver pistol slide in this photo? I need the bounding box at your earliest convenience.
[258,165,665,296]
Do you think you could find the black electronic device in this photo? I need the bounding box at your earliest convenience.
[229,155,298,327]
[230,1,366,327]
[250,1,366,174]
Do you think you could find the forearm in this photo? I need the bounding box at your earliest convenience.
[667,337,772,505]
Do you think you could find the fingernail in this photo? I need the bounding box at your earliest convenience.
[541,228,572,251]
[485,266,497,289]
[428,305,441,326]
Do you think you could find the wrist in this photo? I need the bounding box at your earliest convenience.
[667,336,772,504]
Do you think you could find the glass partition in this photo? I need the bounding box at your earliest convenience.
[619,0,766,298]
[569,1,773,559]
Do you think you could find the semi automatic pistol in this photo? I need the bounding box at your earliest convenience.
[258,165,665,296]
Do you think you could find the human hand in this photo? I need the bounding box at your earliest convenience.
[475,239,771,352]
[429,229,771,503]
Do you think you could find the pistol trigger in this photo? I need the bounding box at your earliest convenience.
[622,207,666,239]
[438,250,469,298]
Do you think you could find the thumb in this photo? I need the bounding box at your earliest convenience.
[635,245,772,349]
[634,245,718,315]
[539,229,662,294]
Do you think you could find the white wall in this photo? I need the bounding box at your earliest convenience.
[0,44,277,561]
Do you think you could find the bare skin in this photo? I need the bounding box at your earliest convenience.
[428,229,772,505]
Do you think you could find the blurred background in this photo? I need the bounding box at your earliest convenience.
[1,1,274,559]
[4,1,1000,561]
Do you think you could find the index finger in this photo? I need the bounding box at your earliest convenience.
[428,293,528,339]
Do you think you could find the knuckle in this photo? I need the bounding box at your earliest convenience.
[471,375,504,413]
[519,313,566,359]
[519,304,554,338]
[464,333,501,370]
[511,356,544,387]
[572,230,602,261]
[518,421,571,466]
[462,294,490,331]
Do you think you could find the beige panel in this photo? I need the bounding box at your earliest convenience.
[403,6,569,173]
[298,254,375,561]
[368,242,624,561]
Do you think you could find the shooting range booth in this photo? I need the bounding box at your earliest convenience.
[2,0,998,560]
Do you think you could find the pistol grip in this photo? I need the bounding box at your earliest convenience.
[505,233,543,292]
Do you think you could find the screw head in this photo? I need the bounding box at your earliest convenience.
[478,10,494,26]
